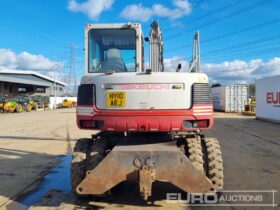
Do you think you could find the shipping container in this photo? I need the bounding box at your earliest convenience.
[212,85,248,112]
[256,75,280,123]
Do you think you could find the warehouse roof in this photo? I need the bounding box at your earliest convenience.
[0,69,67,87]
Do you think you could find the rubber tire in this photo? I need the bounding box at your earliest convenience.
[71,138,92,193]
[79,138,109,197]
[87,139,108,171]
[26,104,31,112]
[186,136,224,192]
[187,136,204,172]
[204,138,224,191]
[34,103,38,111]
[16,104,23,113]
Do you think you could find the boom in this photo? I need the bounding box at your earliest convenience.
[189,31,200,73]
[149,21,164,72]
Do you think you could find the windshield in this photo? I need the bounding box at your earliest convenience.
[88,28,136,73]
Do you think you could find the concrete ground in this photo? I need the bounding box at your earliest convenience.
[0,109,279,210]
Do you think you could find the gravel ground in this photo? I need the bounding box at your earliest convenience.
[0,109,279,210]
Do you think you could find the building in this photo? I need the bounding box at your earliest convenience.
[0,69,67,98]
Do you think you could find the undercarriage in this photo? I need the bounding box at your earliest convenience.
[71,132,223,200]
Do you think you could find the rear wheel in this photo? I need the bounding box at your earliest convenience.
[187,136,204,172]
[26,104,31,112]
[71,133,120,196]
[75,137,109,196]
[71,138,92,193]
[204,138,223,191]
[16,104,23,113]
[185,136,224,192]
[33,103,38,111]
[86,139,108,171]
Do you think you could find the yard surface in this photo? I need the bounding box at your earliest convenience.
[0,109,279,209]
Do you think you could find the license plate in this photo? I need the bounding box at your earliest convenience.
[106,92,126,107]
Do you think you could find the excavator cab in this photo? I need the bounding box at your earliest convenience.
[87,23,143,73]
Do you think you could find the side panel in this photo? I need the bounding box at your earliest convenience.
[256,76,280,123]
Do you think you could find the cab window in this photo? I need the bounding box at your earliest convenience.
[88,29,136,72]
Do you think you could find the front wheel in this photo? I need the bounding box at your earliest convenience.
[33,103,38,111]
[26,104,31,112]
[16,104,23,113]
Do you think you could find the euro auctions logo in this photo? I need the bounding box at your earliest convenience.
[166,190,278,207]
[267,92,280,106]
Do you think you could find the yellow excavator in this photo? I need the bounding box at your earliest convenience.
[3,98,23,113]
[62,99,76,108]
[0,94,9,113]
[15,95,39,112]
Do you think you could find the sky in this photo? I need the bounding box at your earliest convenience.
[0,0,280,84]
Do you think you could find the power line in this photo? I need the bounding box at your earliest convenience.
[215,39,280,56]
[165,0,274,40]
[202,45,280,62]
[201,34,280,57]
[0,25,67,48]
[175,40,280,63]
[165,18,280,53]
[161,0,246,32]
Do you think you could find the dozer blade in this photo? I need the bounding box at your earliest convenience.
[77,141,213,199]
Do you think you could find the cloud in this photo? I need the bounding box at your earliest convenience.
[0,49,63,71]
[120,4,153,22]
[120,0,192,22]
[201,58,280,84]
[163,56,280,84]
[251,57,280,76]
[68,0,114,20]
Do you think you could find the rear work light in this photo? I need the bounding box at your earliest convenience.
[193,120,209,128]
[183,120,209,128]
[81,120,104,129]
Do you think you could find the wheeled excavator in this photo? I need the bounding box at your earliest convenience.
[72,21,224,200]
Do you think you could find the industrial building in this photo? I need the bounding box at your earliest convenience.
[0,69,67,98]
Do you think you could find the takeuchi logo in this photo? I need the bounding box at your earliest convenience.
[121,84,172,90]
[267,92,280,104]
